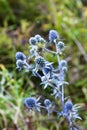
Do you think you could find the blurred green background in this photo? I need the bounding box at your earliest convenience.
[0,0,87,129]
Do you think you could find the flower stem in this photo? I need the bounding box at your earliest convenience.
[54,40,65,112]
[62,85,65,112]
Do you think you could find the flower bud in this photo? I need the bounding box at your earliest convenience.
[49,30,59,42]
[24,97,36,109]
[16,59,24,68]
[60,60,67,67]
[15,52,26,60]
[35,34,41,42]
[57,41,65,53]
[44,99,52,107]
[65,100,73,112]
[29,37,37,45]
[35,56,45,68]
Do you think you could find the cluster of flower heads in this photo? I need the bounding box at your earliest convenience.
[15,30,81,130]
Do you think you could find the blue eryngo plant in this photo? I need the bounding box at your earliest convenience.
[15,30,81,130]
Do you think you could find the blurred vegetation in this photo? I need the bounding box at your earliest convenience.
[0,0,87,129]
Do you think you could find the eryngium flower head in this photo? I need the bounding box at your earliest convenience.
[65,100,73,112]
[59,60,67,72]
[35,56,45,68]
[65,101,81,122]
[29,37,37,45]
[16,59,24,70]
[15,52,26,60]
[57,41,65,53]
[35,34,41,42]
[44,99,52,107]
[60,60,67,67]
[44,99,53,116]
[24,97,41,111]
[49,30,59,42]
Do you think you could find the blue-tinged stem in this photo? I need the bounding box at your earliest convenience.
[62,85,65,112]
[54,40,60,64]
[36,72,42,79]
[54,40,65,113]
[43,47,56,54]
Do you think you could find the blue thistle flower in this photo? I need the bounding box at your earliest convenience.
[29,37,37,45]
[24,97,41,111]
[44,99,53,116]
[16,59,24,71]
[35,34,46,43]
[35,56,45,68]
[60,60,67,67]
[65,100,73,112]
[57,41,65,53]
[24,97,36,108]
[44,99,52,107]
[49,30,59,42]
[59,60,67,72]
[35,34,41,42]
[15,52,26,60]
[64,101,81,128]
